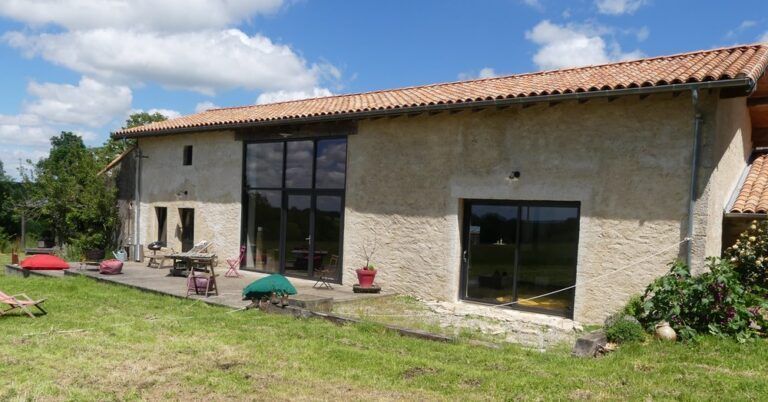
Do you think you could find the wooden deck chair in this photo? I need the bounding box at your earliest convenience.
[225,245,246,278]
[313,255,338,290]
[186,240,212,255]
[0,290,47,318]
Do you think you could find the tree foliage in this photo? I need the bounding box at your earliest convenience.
[94,112,168,166]
[26,132,118,257]
[123,111,167,130]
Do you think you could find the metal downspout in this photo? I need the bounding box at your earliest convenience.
[133,147,142,262]
[686,89,703,266]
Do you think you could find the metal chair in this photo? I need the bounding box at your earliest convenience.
[313,255,338,289]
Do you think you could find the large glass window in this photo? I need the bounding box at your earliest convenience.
[246,190,281,272]
[243,138,346,281]
[462,201,580,317]
[246,142,283,188]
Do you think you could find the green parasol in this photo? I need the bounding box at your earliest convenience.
[242,274,298,299]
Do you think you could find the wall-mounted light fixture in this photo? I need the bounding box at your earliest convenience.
[508,171,521,181]
[175,190,189,198]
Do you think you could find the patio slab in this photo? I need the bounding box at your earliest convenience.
[64,261,393,310]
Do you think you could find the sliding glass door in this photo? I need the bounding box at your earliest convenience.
[243,138,346,281]
[461,200,579,317]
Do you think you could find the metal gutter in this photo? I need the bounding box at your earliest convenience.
[724,212,768,219]
[113,78,754,139]
[133,148,143,262]
[686,89,703,266]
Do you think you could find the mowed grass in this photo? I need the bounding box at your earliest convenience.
[1,257,768,400]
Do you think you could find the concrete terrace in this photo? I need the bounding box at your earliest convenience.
[6,262,391,310]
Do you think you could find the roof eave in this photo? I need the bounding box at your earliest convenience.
[113,77,755,139]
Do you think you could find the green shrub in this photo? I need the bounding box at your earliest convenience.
[604,314,645,343]
[638,258,767,342]
[622,294,643,318]
[724,220,768,295]
[0,227,10,253]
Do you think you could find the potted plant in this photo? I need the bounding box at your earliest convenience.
[355,242,378,288]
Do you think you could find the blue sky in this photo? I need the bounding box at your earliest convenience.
[1,0,767,178]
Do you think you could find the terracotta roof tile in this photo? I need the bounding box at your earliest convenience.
[731,154,768,214]
[117,44,768,137]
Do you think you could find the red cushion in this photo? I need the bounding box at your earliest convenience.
[20,254,70,270]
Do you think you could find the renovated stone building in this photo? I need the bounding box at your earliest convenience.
[114,44,768,324]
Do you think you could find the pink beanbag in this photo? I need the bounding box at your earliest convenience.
[99,259,123,275]
[187,276,209,294]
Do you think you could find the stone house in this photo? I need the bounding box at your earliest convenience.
[113,44,768,324]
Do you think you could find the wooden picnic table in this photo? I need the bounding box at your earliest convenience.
[167,252,217,277]
[167,252,219,297]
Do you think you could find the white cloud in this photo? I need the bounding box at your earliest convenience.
[520,0,544,11]
[256,87,334,104]
[595,0,647,15]
[0,0,283,32]
[726,20,758,39]
[760,31,768,43]
[5,29,337,95]
[24,77,132,127]
[128,108,182,120]
[0,76,128,179]
[525,20,644,70]
[458,67,498,81]
[0,115,57,147]
[195,101,221,113]
[634,26,650,42]
[147,109,181,119]
[0,147,48,179]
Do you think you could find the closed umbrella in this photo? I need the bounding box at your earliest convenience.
[242,274,297,299]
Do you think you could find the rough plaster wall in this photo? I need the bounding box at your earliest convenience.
[344,95,704,324]
[701,97,752,259]
[137,131,241,264]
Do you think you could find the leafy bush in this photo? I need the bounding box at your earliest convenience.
[622,294,643,318]
[637,258,767,342]
[724,220,768,294]
[604,314,645,343]
[0,227,11,253]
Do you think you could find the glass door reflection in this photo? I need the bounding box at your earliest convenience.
[284,194,313,277]
[246,190,281,272]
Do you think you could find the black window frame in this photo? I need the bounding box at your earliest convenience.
[240,136,347,282]
[183,145,193,166]
[459,199,581,318]
[155,206,167,244]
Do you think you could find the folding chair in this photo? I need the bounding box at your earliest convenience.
[225,245,246,278]
[0,290,47,318]
[313,255,338,289]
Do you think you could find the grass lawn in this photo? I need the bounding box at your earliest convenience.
[2,256,768,400]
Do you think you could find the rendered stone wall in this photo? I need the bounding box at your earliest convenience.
[129,92,751,324]
[700,97,752,259]
[342,93,738,324]
[137,130,241,264]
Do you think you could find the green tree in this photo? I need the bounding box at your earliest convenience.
[0,161,14,251]
[123,111,167,130]
[95,112,168,165]
[30,132,118,257]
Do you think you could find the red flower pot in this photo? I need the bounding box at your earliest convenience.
[356,268,377,288]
